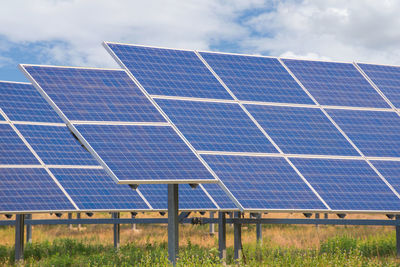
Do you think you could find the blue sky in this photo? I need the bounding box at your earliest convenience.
[1,0,400,82]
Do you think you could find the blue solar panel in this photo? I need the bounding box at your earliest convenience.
[199,52,314,104]
[0,81,63,123]
[327,109,400,157]
[16,124,99,166]
[0,168,75,212]
[202,155,327,210]
[105,43,233,99]
[156,99,277,153]
[201,183,238,210]
[358,63,400,108]
[282,59,389,108]
[22,66,166,122]
[291,158,400,211]
[139,184,217,210]
[0,113,5,121]
[0,124,39,165]
[51,168,149,210]
[75,124,216,182]
[371,160,400,197]
[246,105,359,156]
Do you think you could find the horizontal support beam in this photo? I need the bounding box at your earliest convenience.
[0,217,399,226]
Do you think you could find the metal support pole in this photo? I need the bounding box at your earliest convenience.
[168,184,179,266]
[68,213,72,229]
[25,214,32,243]
[315,213,320,229]
[15,214,25,262]
[234,212,242,261]
[218,212,226,260]
[76,213,81,230]
[131,213,136,231]
[209,212,215,235]
[396,215,400,258]
[113,213,120,249]
[256,213,262,244]
[324,213,328,219]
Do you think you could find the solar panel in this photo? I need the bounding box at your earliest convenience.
[21,66,165,122]
[104,43,233,99]
[138,184,217,210]
[155,99,277,153]
[0,124,40,165]
[282,59,390,108]
[0,81,63,123]
[16,124,99,166]
[75,124,216,183]
[291,158,400,211]
[51,168,150,210]
[327,109,400,157]
[0,168,76,212]
[357,63,400,108]
[371,161,400,197]
[201,184,238,210]
[202,155,327,210]
[246,105,359,156]
[199,52,314,104]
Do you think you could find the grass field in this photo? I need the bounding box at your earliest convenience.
[0,212,399,266]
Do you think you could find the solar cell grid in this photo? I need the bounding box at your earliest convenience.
[50,168,149,210]
[371,161,400,198]
[358,63,400,108]
[282,59,390,108]
[138,184,217,210]
[0,124,40,165]
[105,43,234,99]
[0,82,63,123]
[245,105,359,156]
[202,155,327,210]
[0,168,75,212]
[291,158,400,211]
[201,183,238,210]
[199,52,315,104]
[327,109,400,158]
[75,124,216,183]
[22,66,165,122]
[16,124,99,166]
[155,99,277,153]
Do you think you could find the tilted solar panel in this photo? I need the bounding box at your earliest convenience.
[327,109,400,158]
[245,105,359,156]
[282,59,389,108]
[199,52,314,104]
[156,99,277,153]
[0,81,63,123]
[357,63,400,108]
[104,42,233,99]
[201,183,239,210]
[371,161,400,197]
[202,155,327,210]
[291,158,400,211]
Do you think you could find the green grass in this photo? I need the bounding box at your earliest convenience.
[0,232,399,266]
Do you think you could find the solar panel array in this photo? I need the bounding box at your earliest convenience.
[104,42,400,212]
[3,42,400,214]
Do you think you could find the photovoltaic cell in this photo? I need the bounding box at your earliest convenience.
[291,158,400,211]
[156,99,277,153]
[199,52,314,104]
[105,43,233,99]
[22,66,165,122]
[246,105,359,156]
[0,82,63,123]
[16,124,99,166]
[358,63,400,108]
[0,168,75,212]
[138,184,217,210]
[51,168,149,210]
[0,113,4,121]
[201,183,238,210]
[202,155,327,210]
[327,109,400,157]
[371,161,400,197]
[0,124,39,165]
[282,59,389,108]
[75,124,216,182]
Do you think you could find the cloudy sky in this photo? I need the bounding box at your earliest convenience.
[1,0,399,82]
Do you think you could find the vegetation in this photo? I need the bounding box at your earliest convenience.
[0,213,399,266]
